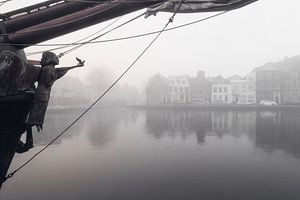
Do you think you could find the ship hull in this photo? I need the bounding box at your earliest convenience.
[0,93,34,129]
[0,93,34,188]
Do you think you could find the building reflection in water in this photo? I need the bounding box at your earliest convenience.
[3,108,300,199]
[146,110,256,144]
[146,109,300,159]
[33,111,85,146]
[256,110,300,158]
[34,108,136,149]
[211,111,256,138]
[83,108,133,149]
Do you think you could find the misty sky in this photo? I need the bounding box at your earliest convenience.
[2,0,300,87]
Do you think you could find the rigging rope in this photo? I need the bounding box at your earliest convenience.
[58,11,144,57]
[0,0,12,6]
[0,0,12,3]
[26,16,123,56]
[25,11,228,56]
[4,0,185,183]
[58,16,123,57]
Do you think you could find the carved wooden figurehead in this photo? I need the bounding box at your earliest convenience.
[0,50,40,97]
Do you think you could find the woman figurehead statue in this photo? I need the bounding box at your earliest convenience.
[41,51,59,67]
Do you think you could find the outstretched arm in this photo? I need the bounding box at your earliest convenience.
[55,63,84,80]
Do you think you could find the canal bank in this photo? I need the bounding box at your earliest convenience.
[129,104,300,110]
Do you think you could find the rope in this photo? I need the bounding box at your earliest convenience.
[4,2,183,183]
[26,16,123,56]
[0,0,13,3]
[26,11,144,57]
[58,11,145,57]
[25,11,228,56]
[0,0,12,6]
[25,12,145,56]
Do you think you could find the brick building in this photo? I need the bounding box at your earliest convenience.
[145,74,169,105]
[189,71,211,104]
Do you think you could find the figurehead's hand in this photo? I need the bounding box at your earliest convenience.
[76,57,85,67]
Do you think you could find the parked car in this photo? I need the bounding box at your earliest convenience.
[259,100,277,106]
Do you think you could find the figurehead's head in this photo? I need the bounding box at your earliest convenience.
[41,51,59,66]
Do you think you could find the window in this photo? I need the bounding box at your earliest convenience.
[287,80,292,89]
[273,82,280,90]
[180,94,184,101]
[213,87,217,93]
[224,87,228,93]
[174,87,177,92]
[241,95,247,101]
[219,87,223,93]
[180,87,183,92]
[234,85,239,92]
[292,80,297,89]
[256,82,264,90]
[248,84,254,91]
[265,72,272,80]
[186,96,190,103]
[241,84,247,92]
[213,95,217,101]
[273,71,280,79]
[184,87,189,93]
[265,81,272,90]
[224,95,228,102]
[291,72,298,79]
[256,72,264,80]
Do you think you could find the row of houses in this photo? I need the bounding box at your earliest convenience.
[145,55,300,105]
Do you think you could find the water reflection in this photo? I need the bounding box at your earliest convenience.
[146,109,300,159]
[34,108,131,148]
[83,109,126,149]
[2,109,300,200]
[146,110,256,143]
[256,111,300,158]
[33,112,84,146]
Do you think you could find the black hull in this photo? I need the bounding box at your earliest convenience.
[0,93,34,188]
[0,130,22,189]
[0,93,34,129]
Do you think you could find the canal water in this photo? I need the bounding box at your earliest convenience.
[1,108,300,200]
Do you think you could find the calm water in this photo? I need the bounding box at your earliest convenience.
[1,108,300,200]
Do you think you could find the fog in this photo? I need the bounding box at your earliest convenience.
[2,0,300,87]
[2,1,300,198]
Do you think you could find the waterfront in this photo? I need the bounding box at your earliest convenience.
[1,108,300,200]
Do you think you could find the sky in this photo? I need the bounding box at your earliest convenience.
[2,0,300,87]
